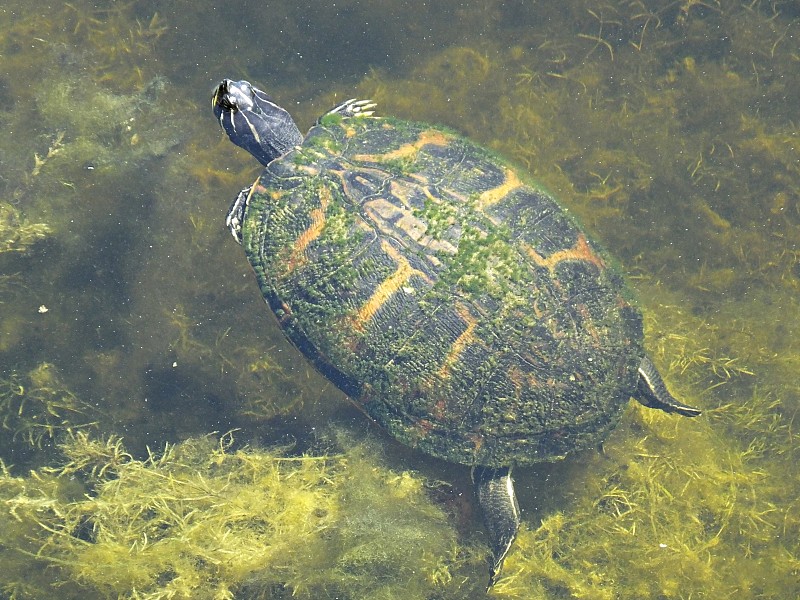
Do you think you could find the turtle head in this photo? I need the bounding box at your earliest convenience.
[212,79,303,166]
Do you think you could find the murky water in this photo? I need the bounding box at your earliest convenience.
[0,1,798,598]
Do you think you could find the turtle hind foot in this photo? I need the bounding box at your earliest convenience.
[635,355,702,417]
[473,465,521,588]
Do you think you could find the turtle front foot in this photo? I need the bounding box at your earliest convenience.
[226,186,250,244]
[321,98,377,121]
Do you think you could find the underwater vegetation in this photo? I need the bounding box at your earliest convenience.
[0,204,51,353]
[0,0,329,451]
[0,203,51,256]
[0,1,174,198]
[0,363,99,448]
[0,431,479,600]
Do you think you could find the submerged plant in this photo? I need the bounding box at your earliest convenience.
[52,431,133,482]
[0,202,51,254]
[0,363,99,447]
[0,431,476,600]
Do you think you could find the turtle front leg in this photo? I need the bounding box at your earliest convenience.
[226,186,251,244]
[473,465,521,588]
[319,98,377,122]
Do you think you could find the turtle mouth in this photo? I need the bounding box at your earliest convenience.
[213,80,240,114]
[213,79,260,118]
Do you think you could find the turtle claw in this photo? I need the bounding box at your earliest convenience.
[323,98,377,120]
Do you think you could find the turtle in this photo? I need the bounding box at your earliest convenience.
[211,79,701,587]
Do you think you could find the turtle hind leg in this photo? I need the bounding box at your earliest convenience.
[472,465,520,588]
[634,355,702,417]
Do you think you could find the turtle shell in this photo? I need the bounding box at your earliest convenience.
[240,116,644,468]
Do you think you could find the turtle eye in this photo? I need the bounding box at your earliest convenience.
[232,80,254,98]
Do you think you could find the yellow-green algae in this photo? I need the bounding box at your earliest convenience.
[0,363,99,448]
[0,431,478,600]
[0,203,51,255]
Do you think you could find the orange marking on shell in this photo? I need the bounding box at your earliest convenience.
[523,233,606,274]
[276,301,293,325]
[476,167,523,209]
[576,303,602,344]
[430,396,448,422]
[508,365,524,393]
[412,418,436,439]
[352,129,450,163]
[507,364,541,401]
[352,240,432,330]
[467,432,484,455]
[437,304,479,379]
[362,187,458,262]
[284,186,331,273]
